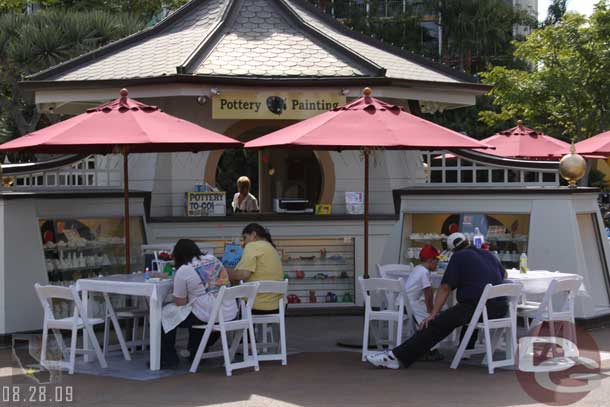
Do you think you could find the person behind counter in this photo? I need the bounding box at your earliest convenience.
[228,223,283,314]
[161,239,237,369]
[232,176,259,213]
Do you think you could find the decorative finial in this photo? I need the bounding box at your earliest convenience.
[559,141,587,188]
[120,88,129,98]
[517,119,523,127]
[363,87,372,97]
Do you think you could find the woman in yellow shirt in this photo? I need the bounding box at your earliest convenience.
[229,223,283,313]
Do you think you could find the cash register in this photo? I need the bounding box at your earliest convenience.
[273,198,314,214]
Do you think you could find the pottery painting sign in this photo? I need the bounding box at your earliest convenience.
[212,91,346,120]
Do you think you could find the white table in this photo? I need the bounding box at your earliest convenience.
[505,269,586,297]
[77,274,173,371]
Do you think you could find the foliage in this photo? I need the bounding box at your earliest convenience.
[544,0,568,26]
[0,0,188,18]
[432,0,536,73]
[589,167,608,189]
[331,0,432,57]
[480,1,610,141]
[0,9,144,140]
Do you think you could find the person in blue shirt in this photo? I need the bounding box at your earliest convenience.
[366,232,508,369]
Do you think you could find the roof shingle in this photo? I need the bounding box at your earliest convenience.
[53,0,227,81]
[33,0,477,86]
[196,0,366,77]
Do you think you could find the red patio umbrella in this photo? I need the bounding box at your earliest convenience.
[439,121,576,161]
[245,88,490,277]
[572,130,610,156]
[0,89,242,273]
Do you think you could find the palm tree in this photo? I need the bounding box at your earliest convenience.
[0,10,144,140]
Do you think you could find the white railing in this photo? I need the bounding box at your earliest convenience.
[419,151,560,187]
[8,155,122,189]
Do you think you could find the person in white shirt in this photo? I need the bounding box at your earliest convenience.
[405,245,438,324]
[232,176,259,213]
[161,239,237,369]
[402,244,443,362]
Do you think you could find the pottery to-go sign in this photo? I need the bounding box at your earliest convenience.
[212,91,346,120]
[185,192,226,216]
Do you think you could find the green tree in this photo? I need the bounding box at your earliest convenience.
[480,1,610,141]
[544,0,568,26]
[0,10,144,139]
[434,0,536,73]
[1,1,188,18]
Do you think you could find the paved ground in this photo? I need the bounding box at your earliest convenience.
[1,316,610,407]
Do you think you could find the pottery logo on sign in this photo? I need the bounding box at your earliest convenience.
[212,91,345,120]
[515,321,605,405]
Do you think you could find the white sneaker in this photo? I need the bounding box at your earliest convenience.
[366,351,400,369]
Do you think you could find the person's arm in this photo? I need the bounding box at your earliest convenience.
[248,195,259,212]
[418,284,452,330]
[423,286,434,314]
[228,268,252,283]
[229,245,256,283]
[173,269,188,306]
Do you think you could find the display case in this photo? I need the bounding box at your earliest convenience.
[40,216,147,285]
[202,236,356,307]
[401,212,530,269]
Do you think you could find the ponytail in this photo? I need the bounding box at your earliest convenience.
[242,223,276,248]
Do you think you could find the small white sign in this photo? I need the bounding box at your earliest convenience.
[185,192,226,216]
[345,192,364,215]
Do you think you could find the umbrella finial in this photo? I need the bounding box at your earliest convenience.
[517,119,523,127]
[120,88,129,98]
[363,87,372,97]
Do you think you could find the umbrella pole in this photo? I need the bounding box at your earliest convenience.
[123,149,131,274]
[364,150,369,279]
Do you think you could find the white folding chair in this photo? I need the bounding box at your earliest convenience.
[248,279,288,365]
[376,264,416,339]
[34,283,108,374]
[376,264,412,280]
[359,277,408,361]
[103,296,148,357]
[518,277,580,347]
[189,283,260,376]
[450,283,522,374]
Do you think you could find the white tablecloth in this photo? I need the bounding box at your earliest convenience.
[77,275,173,371]
[505,269,586,297]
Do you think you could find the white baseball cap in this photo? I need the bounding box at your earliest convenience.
[447,232,467,251]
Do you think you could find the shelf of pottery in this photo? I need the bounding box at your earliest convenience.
[279,237,356,307]
[40,217,146,285]
[402,214,530,269]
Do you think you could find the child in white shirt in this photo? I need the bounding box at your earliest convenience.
[404,244,443,361]
[404,245,439,324]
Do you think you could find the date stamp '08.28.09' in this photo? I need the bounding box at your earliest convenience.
[2,385,73,406]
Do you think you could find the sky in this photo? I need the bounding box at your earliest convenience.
[538,0,596,21]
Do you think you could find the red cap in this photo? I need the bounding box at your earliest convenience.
[419,245,440,261]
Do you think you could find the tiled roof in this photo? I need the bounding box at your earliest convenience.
[30,0,478,86]
[284,0,463,84]
[195,0,366,77]
[42,0,228,81]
